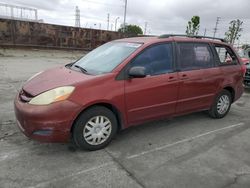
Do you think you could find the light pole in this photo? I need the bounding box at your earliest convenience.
[144,22,148,35]
[123,0,127,32]
[115,17,120,31]
[107,13,110,30]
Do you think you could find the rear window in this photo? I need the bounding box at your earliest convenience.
[177,43,213,71]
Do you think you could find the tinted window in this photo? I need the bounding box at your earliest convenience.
[215,46,238,65]
[131,43,173,76]
[178,43,213,71]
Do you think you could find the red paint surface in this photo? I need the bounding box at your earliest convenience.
[14,37,244,143]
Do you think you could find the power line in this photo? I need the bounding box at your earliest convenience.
[83,0,123,7]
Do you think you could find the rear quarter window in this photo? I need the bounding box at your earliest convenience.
[214,46,238,65]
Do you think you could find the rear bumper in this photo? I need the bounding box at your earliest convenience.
[14,95,82,143]
[244,69,250,87]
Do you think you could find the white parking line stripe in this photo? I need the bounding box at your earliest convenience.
[0,148,28,162]
[127,122,245,159]
[0,151,20,162]
[29,162,113,188]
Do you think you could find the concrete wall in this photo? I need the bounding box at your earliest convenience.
[0,18,125,50]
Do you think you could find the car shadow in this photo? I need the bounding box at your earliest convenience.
[244,87,250,93]
[109,111,210,146]
[6,108,240,155]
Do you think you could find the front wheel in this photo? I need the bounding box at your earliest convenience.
[208,90,232,119]
[72,106,118,151]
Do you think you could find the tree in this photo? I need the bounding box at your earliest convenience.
[186,16,200,36]
[242,44,250,50]
[225,19,243,45]
[118,24,143,36]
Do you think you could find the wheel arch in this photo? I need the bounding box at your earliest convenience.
[223,86,235,102]
[70,102,125,134]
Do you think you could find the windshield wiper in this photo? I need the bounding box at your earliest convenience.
[74,65,88,74]
[65,62,74,68]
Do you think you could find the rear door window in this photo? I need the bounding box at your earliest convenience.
[130,43,173,76]
[177,43,214,71]
[215,46,238,65]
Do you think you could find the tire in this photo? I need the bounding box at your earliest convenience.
[72,106,118,151]
[208,89,232,119]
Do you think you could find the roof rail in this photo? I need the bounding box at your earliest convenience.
[159,34,227,43]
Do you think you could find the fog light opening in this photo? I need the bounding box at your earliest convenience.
[33,130,53,136]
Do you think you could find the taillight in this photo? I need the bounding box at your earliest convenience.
[241,64,247,76]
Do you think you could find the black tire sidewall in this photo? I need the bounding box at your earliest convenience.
[72,106,118,151]
[211,90,232,118]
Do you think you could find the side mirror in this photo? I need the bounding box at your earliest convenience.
[128,66,146,78]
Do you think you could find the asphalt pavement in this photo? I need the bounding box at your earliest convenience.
[0,48,250,188]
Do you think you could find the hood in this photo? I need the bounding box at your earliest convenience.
[23,66,93,96]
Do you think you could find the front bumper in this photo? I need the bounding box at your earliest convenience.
[14,95,82,143]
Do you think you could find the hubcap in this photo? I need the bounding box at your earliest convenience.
[83,116,112,146]
[217,95,230,115]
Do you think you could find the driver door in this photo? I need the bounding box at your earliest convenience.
[124,43,179,125]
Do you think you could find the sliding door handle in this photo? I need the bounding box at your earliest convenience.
[180,74,188,80]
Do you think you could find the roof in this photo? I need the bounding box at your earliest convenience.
[115,35,228,46]
[115,37,160,44]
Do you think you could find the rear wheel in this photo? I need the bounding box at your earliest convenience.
[208,90,232,119]
[72,106,118,151]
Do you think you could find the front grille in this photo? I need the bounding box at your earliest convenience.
[19,89,33,103]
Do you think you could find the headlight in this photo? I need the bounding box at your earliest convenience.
[29,86,75,105]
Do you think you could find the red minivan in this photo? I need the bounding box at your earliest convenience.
[14,35,244,150]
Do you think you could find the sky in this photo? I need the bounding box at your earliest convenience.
[0,0,250,44]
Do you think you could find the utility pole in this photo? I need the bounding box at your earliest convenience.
[107,13,110,30]
[204,28,207,36]
[35,9,38,20]
[10,6,14,19]
[144,22,148,35]
[75,6,80,28]
[115,17,120,31]
[213,17,221,38]
[123,0,128,32]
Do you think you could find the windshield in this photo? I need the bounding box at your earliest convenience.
[73,42,142,75]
